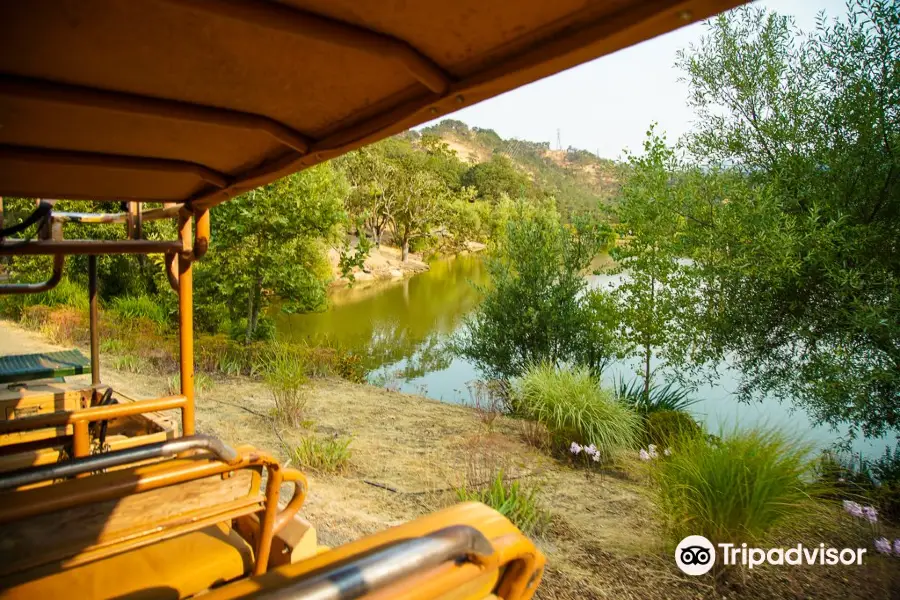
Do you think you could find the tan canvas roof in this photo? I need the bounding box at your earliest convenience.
[0,0,744,210]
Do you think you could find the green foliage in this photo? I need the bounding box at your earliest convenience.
[261,343,309,428]
[512,364,641,462]
[817,444,900,523]
[200,163,346,341]
[651,427,816,546]
[108,295,168,325]
[166,372,214,395]
[455,208,621,379]
[643,410,701,449]
[0,278,88,318]
[609,128,698,394]
[615,377,697,416]
[455,471,550,535]
[292,435,352,474]
[658,0,900,437]
[461,155,530,203]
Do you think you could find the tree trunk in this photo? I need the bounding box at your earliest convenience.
[643,274,656,400]
[245,275,262,343]
[401,237,409,262]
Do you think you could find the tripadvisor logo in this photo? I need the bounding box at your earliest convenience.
[675,536,868,576]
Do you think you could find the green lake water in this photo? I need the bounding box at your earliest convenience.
[277,254,894,458]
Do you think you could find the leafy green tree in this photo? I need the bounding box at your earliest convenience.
[455,206,619,380]
[610,128,696,398]
[462,155,531,203]
[654,0,900,437]
[200,164,347,341]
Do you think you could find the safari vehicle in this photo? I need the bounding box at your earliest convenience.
[0,1,742,598]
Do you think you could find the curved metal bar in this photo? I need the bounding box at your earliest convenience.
[0,434,239,492]
[257,525,494,600]
[0,253,63,295]
[0,239,183,256]
[165,251,180,291]
[273,468,309,535]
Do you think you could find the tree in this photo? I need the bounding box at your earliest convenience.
[610,128,695,398]
[462,154,531,203]
[656,0,900,437]
[455,205,619,380]
[201,163,347,341]
[340,143,398,246]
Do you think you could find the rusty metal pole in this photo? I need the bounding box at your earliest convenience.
[178,214,195,436]
[88,254,100,388]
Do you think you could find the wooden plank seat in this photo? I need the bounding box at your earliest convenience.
[0,436,309,599]
[0,350,91,384]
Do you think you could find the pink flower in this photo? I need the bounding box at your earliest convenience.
[591,452,601,463]
[862,505,878,524]
[843,500,864,518]
[570,442,583,455]
[639,449,651,461]
[893,539,900,557]
[874,537,891,554]
[585,444,598,456]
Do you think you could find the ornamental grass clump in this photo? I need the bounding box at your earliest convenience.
[513,363,640,463]
[651,426,816,547]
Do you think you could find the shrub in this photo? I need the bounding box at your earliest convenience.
[165,372,214,396]
[817,444,900,524]
[513,363,640,462]
[108,295,168,325]
[467,379,508,431]
[292,435,352,474]
[615,377,697,416]
[456,471,550,535]
[0,278,88,318]
[651,427,815,547]
[644,410,701,448]
[261,343,308,427]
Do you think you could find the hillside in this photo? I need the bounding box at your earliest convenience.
[414,119,626,218]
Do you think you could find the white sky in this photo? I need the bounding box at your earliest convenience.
[420,0,847,161]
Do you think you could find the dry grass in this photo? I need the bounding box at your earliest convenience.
[3,318,900,600]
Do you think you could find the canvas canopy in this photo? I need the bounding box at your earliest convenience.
[0,0,743,210]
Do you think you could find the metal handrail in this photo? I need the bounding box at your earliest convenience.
[0,434,238,491]
[256,525,494,600]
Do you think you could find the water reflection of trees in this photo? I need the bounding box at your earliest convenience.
[277,255,486,374]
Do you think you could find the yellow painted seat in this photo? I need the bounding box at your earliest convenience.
[1,523,253,600]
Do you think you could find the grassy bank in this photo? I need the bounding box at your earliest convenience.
[1,315,899,599]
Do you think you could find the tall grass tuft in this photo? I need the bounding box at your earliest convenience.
[615,376,697,416]
[108,295,168,325]
[261,343,308,427]
[651,427,816,547]
[0,278,88,318]
[456,471,550,535]
[513,363,640,462]
[292,435,352,474]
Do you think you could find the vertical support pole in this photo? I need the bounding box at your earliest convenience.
[254,466,283,575]
[88,255,100,388]
[73,421,90,459]
[178,214,195,436]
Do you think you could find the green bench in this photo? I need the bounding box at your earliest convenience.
[0,350,91,384]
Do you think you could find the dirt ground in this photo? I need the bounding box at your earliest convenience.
[2,319,898,600]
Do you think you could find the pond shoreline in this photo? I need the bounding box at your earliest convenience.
[1,318,897,599]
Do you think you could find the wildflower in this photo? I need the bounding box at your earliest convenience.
[862,505,878,524]
[648,446,659,459]
[843,500,864,518]
[663,447,672,457]
[874,537,891,555]
[894,539,900,557]
[585,444,598,456]
[570,442,583,455]
[639,448,651,461]
[591,452,601,463]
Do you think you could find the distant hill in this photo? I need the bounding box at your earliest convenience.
[411,119,625,218]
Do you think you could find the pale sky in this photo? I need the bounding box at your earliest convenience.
[421,0,847,161]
